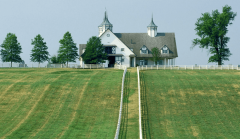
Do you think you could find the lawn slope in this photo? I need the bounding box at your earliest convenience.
[141,70,240,138]
[119,68,139,139]
[0,68,123,139]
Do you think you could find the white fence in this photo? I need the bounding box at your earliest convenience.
[114,66,127,139]
[137,67,143,139]
[138,65,240,70]
[0,63,106,69]
[114,65,127,70]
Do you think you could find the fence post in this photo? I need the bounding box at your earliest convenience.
[90,64,91,69]
[97,64,98,69]
[164,65,165,70]
[151,65,152,70]
[146,65,147,70]
[157,65,158,70]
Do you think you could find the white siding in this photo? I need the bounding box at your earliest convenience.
[100,30,134,67]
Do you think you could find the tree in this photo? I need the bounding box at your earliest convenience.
[49,55,63,64]
[58,31,79,67]
[82,36,108,64]
[150,47,161,65]
[192,5,237,65]
[0,33,22,67]
[30,34,50,67]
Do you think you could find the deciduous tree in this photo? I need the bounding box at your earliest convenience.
[0,33,22,67]
[150,47,161,65]
[192,5,237,65]
[30,34,50,66]
[58,31,79,67]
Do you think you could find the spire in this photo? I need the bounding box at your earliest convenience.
[147,13,157,27]
[98,9,112,27]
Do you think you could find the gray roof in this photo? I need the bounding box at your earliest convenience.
[147,15,157,27]
[98,11,113,27]
[79,32,178,58]
[114,33,178,58]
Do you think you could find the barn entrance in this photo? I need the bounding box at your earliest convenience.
[108,56,115,67]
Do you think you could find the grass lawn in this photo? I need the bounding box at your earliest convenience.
[119,68,139,139]
[140,70,240,138]
[0,68,123,139]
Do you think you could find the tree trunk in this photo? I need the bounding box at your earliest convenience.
[218,61,221,66]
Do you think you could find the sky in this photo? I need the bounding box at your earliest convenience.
[0,0,239,65]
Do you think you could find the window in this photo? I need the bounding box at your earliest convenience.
[163,50,168,53]
[121,57,124,62]
[115,56,122,65]
[105,47,116,54]
[162,45,168,54]
[140,45,148,54]
[121,48,124,51]
[107,34,110,37]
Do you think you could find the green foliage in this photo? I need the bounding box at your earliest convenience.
[82,36,108,64]
[149,47,161,65]
[0,33,22,67]
[192,5,237,65]
[30,34,50,64]
[58,31,79,66]
[49,55,63,64]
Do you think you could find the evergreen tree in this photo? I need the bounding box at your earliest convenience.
[82,36,107,64]
[192,5,237,65]
[0,33,22,67]
[30,34,50,66]
[58,31,79,67]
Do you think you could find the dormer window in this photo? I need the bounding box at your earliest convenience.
[162,45,168,54]
[140,45,148,54]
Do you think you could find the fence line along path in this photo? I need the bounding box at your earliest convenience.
[114,66,127,139]
[138,65,239,71]
[137,67,143,139]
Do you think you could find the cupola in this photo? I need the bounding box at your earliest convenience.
[147,14,158,37]
[98,11,113,36]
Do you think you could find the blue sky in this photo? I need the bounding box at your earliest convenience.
[0,0,239,65]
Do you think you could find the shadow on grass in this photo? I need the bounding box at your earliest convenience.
[140,71,151,139]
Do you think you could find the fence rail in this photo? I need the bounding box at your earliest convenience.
[114,66,127,139]
[138,65,240,71]
[0,63,106,69]
[137,67,143,139]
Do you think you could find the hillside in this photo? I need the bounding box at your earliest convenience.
[0,68,123,139]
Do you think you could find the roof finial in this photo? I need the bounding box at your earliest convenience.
[152,13,153,22]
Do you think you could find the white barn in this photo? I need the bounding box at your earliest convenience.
[79,11,178,67]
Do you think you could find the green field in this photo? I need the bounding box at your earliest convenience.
[119,68,139,139]
[140,70,240,138]
[0,68,123,139]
